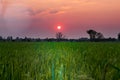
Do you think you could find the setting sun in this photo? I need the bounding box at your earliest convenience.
[57,26,61,30]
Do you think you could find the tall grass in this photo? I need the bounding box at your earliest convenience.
[0,42,120,80]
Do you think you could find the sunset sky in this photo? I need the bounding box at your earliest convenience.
[0,0,120,38]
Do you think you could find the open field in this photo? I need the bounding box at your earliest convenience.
[0,42,120,80]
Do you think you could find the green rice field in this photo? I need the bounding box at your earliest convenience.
[0,42,120,80]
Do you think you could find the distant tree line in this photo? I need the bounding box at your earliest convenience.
[0,30,120,42]
[0,36,89,42]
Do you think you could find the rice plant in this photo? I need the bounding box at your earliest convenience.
[0,42,120,80]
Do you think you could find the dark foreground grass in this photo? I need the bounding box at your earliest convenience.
[0,42,120,80]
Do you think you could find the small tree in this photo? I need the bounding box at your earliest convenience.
[118,33,120,40]
[0,36,3,41]
[56,32,64,40]
[7,36,13,41]
[87,29,97,40]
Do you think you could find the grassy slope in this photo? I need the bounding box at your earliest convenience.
[0,42,120,80]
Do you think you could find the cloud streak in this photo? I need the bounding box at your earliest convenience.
[25,9,46,16]
[49,10,65,14]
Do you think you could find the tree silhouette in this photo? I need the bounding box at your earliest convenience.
[0,36,3,40]
[56,32,64,40]
[118,33,120,40]
[87,29,97,40]
[7,36,13,41]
